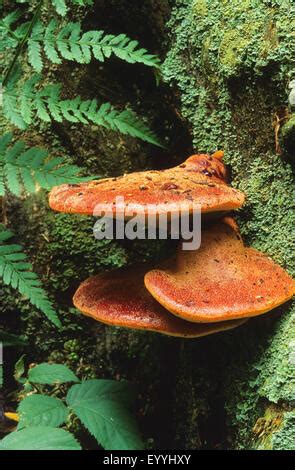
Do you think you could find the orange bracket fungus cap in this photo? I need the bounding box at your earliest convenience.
[211,150,225,160]
[49,153,245,217]
[144,219,295,323]
[73,267,247,338]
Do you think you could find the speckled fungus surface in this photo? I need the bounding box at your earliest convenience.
[73,266,246,337]
[144,219,295,323]
[49,153,245,217]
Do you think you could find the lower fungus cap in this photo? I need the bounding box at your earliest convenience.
[49,153,245,217]
[144,219,295,323]
[73,266,246,338]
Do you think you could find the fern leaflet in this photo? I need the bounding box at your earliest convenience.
[27,19,160,71]
[2,75,161,146]
[0,226,61,327]
[0,10,27,52]
[51,0,93,16]
[0,133,89,196]
[51,0,68,17]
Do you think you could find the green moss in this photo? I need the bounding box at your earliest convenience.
[163,0,293,148]
[192,0,208,17]
[46,212,128,292]
[272,412,295,450]
[257,308,295,403]
[280,114,295,157]
[218,30,248,70]
[223,305,295,449]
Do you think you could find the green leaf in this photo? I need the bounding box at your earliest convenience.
[18,395,68,428]
[0,427,81,450]
[0,225,61,327]
[14,355,26,381]
[28,363,79,385]
[71,0,94,5]
[50,0,93,16]
[51,0,68,16]
[0,133,89,195]
[0,332,27,347]
[30,20,161,71]
[1,10,22,29]
[3,77,162,145]
[27,21,44,72]
[67,379,144,450]
[28,39,43,73]
[68,379,136,408]
[0,10,23,52]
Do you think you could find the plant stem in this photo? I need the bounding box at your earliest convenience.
[2,0,44,87]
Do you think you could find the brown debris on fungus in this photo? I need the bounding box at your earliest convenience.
[144,219,295,323]
[73,266,247,338]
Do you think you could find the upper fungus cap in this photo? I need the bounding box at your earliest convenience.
[73,266,246,338]
[49,153,245,217]
[144,219,295,323]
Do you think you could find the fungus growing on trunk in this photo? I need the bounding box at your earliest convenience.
[49,153,245,217]
[73,266,246,337]
[144,219,294,323]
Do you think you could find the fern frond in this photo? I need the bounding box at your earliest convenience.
[28,21,44,73]
[0,10,23,52]
[51,0,93,16]
[0,10,22,29]
[2,65,27,128]
[51,0,68,16]
[71,0,94,5]
[0,226,61,327]
[2,75,161,146]
[0,133,88,196]
[28,19,161,71]
[0,11,31,56]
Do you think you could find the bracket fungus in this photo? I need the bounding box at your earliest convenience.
[144,219,295,323]
[49,152,293,338]
[49,153,245,217]
[73,267,246,337]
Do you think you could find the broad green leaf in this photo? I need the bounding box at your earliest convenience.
[0,426,81,450]
[68,379,135,407]
[28,363,79,385]
[18,395,68,429]
[67,380,144,450]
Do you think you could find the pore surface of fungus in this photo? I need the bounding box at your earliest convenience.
[73,266,246,337]
[49,154,245,217]
[144,219,294,323]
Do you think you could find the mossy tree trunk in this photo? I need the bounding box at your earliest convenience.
[1,0,294,449]
[162,0,295,449]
